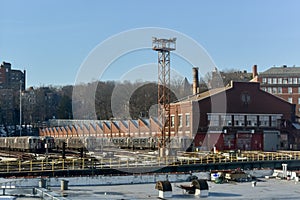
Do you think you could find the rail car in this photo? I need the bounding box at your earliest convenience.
[0,135,193,153]
[109,136,193,150]
[0,136,43,152]
[130,137,157,149]
[67,136,97,151]
[54,136,97,151]
[40,136,55,150]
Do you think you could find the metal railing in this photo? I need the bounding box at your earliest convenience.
[0,151,299,173]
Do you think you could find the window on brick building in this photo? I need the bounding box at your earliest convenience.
[278,78,282,84]
[262,78,267,83]
[247,115,257,126]
[259,115,269,127]
[234,115,244,126]
[288,97,293,103]
[272,87,277,93]
[288,87,293,94]
[185,114,190,127]
[278,87,282,94]
[171,115,175,127]
[283,78,288,84]
[272,78,277,84]
[288,78,293,84]
[267,87,272,93]
[221,114,232,126]
[293,78,298,84]
[268,78,272,84]
[298,98,300,104]
[178,115,182,127]
[298,87,300,93]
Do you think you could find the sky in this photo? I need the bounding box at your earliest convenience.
[1,0,300,87]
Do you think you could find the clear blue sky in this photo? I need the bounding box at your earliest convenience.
[1,0,300,87]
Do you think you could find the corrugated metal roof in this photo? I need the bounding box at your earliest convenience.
[120,120,129,128]
[130,120,139,128]
[139,118,150,127]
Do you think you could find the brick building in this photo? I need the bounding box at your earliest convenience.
[41,80,297,151]
[169,78,295,151]
[255,65,300,119]
[0,62,25,90]
[0,62,26,125]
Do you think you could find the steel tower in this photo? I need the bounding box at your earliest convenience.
[152,37,176,156]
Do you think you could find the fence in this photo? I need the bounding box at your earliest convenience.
[0,151,299,173]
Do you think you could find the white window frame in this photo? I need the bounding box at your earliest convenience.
[178,114,182,127]
[170,115,175,127]
[293,78,298,84]
[185,113,190,127]
[268,78,272,84]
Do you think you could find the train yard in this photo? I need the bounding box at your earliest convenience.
[0,139,299,178]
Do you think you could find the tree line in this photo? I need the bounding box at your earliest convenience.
[16,79,193,127]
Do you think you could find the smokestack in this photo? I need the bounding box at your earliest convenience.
[192,67,199,95]
[252,65,258,78]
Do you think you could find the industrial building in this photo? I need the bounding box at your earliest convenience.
[40,67,298,151]
[170,80,295,151]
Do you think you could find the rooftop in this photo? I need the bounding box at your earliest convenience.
[260,65,300,76]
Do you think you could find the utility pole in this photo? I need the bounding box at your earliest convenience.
[152,37,176,157]
[19,81,22,137]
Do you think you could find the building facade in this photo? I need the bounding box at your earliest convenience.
[40,81,297,151]
[0,62,25,90]
[0,62,26,125]
[257,65,300,118]
[169,81,295,151]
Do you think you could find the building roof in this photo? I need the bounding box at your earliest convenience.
[176,85,228,103]
[175,81,291,106]
[260,66,300,76]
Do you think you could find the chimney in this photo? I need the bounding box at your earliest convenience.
[252,65,258,78]
[192,67,199,95]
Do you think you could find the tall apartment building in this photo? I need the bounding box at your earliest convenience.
[0,62,26,91]
[0,61,26,125]
[257,65,300,118]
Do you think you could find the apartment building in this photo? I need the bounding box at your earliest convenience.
[257,65,300,118]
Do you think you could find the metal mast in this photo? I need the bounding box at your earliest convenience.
[152,37,176,156]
